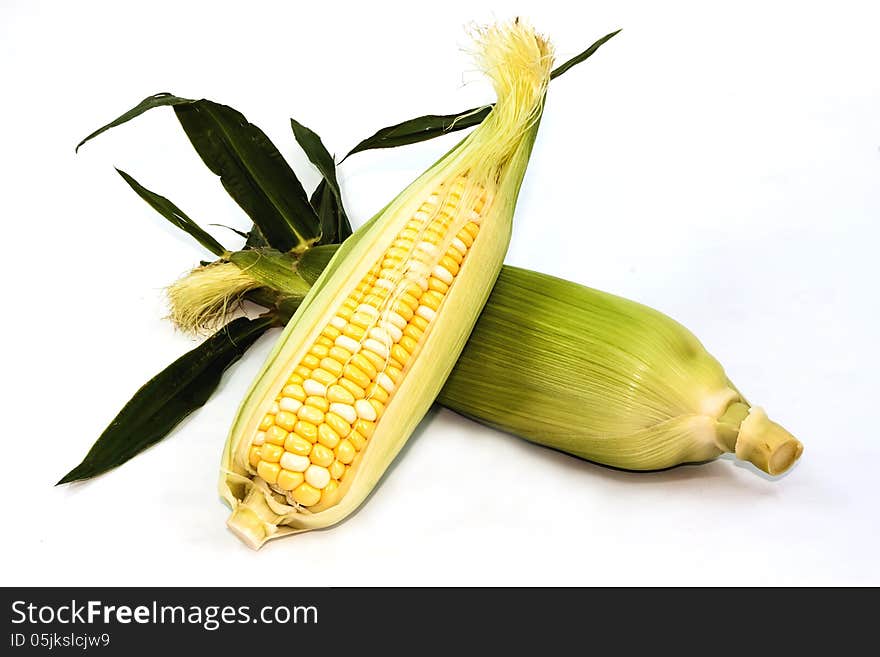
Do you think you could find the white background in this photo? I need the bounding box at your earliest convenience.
[2,0,878,586]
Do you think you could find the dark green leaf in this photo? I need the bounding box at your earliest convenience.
[174,101,320,252]
[75,92,193,152]
[58,316,276,484]
[290,118,353,243]
[116,169,226,257]
[245,225,270,248]
[209,224,249,239]
[341,29,620,159]
[550,29,622,80]
[343,106,492,159]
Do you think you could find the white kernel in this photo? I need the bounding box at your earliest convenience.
[269,402,280,415]
[386,311,407,330]
[279,397,302,413]
[355,399,378,422]
[335,335,361,353]
[305,464,331,489]
[363,338,390,359]
[303,379,327,397]
[368,326,392,343]
[467,209,481,223]
[375,277,396,289]
[414,210,430,222]
[377,372,396,393]
[451,237,468,254]
[416,241,439,256]
[432,265,453,285]
[426,193,440,206]
[330,315,347,330]
[416,305,437,322]
[407,260,430,278]
[378,322,403,343]
[280,452,310,472]
[253,432,266,446]
[357,304,379,317]
[329,403,357,424]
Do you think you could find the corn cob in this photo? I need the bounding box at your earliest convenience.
[221,21,554,548]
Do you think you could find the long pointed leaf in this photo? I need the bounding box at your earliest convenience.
[290,118,352,243]
[116,168,227,257]
[174,101,320,252]
[75,92,193,152]
[58,316,275,484]
[550,29,622,80]
[342,29,620,159]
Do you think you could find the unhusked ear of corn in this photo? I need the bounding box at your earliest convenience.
[220,20,554,548]
[438,266,802,475]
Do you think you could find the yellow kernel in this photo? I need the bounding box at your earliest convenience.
[444,247,463,265]
[294,421,319,443]
[463,222,479,238]
[348,431,367,451]
[329,460,346,480]
[348,312,373,329]
[327,384,355,405]
[388,357,404,371]
[297,405,324,425]
[264,425,288,446]
[342,323,366,340]
[386,365,403,384]
[320,357,343,377]
[315,336,334,347]
[294,365,312,379]
[400,335,419,353]
[403,324,424,342]
[354,419,375,438]
[393,238,414,250]
[343,363,372,389]
[310,444,334,468]
[456,228,474,247]
[317,423,341,449]
[260,443,283,463]
[358,349,385,372]
[310,344,330,358]
[277,470,304,491]
[282,384,306,401]
[328,346,352,363]
[293,483,321,507]
[337,305,354,319]
[335,439,356,464]
[369,398,385,417]
[428,277,449,294]
[398,291,420,310]
[275,411,297,432]
[287,373,304,385]
[320,480,339,503]
[421,290,444,311]
[322,325,341,340]
[350,353,378,379]
[311,368,336,386]
[284,434,313,456]
[342,297,359,310]
[301,353,321,369]
[339,378,366,400]
[258,414,275,431]
[411,315,429,331]
[439,255,460,276]
[257,461,280,484]
[365,383,389,404]
[305,396,329,413]
[248,446,262,467]
[324,412,351,438]
[401,228,420,241]
[391,344,410,365]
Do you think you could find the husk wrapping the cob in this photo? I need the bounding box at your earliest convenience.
[220,21,555,547]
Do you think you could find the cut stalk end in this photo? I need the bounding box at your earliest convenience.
[226,487,279,549]
[735,407,803,475]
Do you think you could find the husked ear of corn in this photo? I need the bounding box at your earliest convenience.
[438,266,803,475]
[221,20,554,548]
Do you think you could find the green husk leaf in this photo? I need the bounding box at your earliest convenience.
[58,316,276,484]
[227,249,312,298]
[174,101,320,252]
[75,92,193,152]
[341,29,620,159]
[116,168,226,257]
[550,28,621,80]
